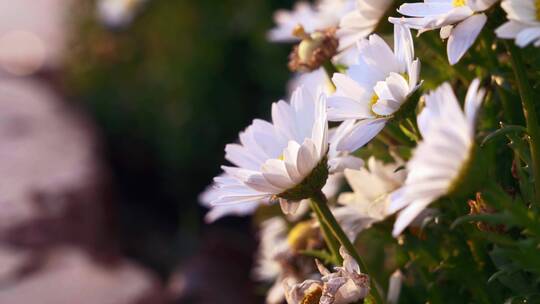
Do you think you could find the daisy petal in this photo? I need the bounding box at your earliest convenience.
[297,138,317,176]
[515,27,540,48]
[337,118,387,152]
[447,13,486,65]
[392,197,434,236]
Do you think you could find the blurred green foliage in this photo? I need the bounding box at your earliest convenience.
[65,0,293,274]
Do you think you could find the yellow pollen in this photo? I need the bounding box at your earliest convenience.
[278,154,284,161]
[452,0,467,7]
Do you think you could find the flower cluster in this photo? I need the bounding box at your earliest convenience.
[201,0,540,303]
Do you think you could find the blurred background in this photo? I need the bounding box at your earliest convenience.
[0,0,295,303]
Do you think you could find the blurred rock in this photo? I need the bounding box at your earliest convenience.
[0,247,166,304]
[0,78,168,303]
[0,78,109,253]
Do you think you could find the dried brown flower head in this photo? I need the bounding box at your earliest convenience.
[288,25,338,72]
[468,192,505,233]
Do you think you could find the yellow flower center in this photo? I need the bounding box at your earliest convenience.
[369,73,409,117]
[452,0,467,7]
[369,94,379,116]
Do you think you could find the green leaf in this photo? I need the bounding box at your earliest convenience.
[450,213,513,230]
[298,249,334,265]
[481,125,527,147]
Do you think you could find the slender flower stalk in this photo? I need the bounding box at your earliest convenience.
[310,200,342,265]
[310,190,385,304]
[506,42,540,205]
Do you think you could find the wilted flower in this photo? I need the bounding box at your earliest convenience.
[327,23,421,152]
[288,27,339,72]
[284,278,325,304]
[268,0,355,42]
[496,0,540,47]
[334,157,406,239]
[468,192,505,232]
[389,79,485,236]
[389,0,497,65]
[284,247,370,304]
[254,218,322,304]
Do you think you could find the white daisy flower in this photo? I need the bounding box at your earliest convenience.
[496,0,540,47]
[199,173,347,222]
[327,23,421,152]
[334,157,406,239]
[389,79,485,237]
[210,86,329,213]
[201,113,361,221]
[389,0,497,65]
[268,0,355,42]
[97,0,148,28]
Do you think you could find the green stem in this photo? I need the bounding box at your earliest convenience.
[322,60,338,91]
[310,200,342,265]
[310,190,385,304]
[496,84,523,125]
[386,123,414,146]
[506,42,540,205]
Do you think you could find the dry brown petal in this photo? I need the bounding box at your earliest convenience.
[468,193,505,233]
